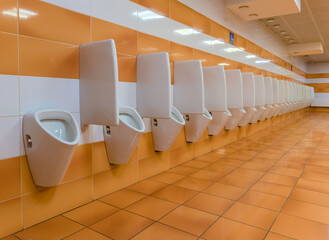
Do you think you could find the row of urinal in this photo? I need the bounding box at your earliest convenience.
[21,39,314,187]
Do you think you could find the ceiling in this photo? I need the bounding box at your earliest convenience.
[260,0,329,63]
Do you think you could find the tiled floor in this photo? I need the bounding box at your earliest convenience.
[5,111,329,240]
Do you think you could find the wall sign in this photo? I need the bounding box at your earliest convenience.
[230,32,235,45]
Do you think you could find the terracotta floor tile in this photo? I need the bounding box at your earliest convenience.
[296,178,329,194]
[63,228,110,240]
[231,168,265,180]
[1,236,20,240]
[205,164,236,176]
[224,202,277,230]
[182,160,210,169]
[202,218,266,240]
[149,172,185,184]
[251,182,293,197]
[239,190,286,211]
[173,177,212,191]
[90,210,153,240]
[151,185,198,204]
[241,162,272,172]
[184,193,234,216]
[227,152,253,161]
[290,187,329,208]
[63,201,119,226]
[265,232,295,240]
[275,161,305,170]
[261,173,298,187]
[127,180,168,195]
[281,199,329,224]
[15,216,83,240]
[219,174,258,189]
[216,158,245,167]
[167,166,199,176]
[190,169,223,181]
[305,165,329,174]
[159,205,217,236]
[204,182,247,200]
[269,166,302,177]
[196,154,222,163]
[126,196,178,220]
[309,158,329,168]
[131,223,196,240]
[271,213,329,240]
[99,189,146,208]
[301,170,329,183]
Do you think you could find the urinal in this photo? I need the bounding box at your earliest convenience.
[184,108,213,143]
[208,110,232,136]
[23,109,80,187]
[250,75,266,123]
[224,69,245,130]
[239,72,257,127]
[103,106,145,164]
[151,106,185,151]
[203,66,231,136]
[260,77,274,119]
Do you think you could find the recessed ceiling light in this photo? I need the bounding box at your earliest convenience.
[273,24,281,28]
[266,18,275,23]
[249,13,258,17]
[218,63,230,66]
[279,31,286,35]
[246,55,256,59]
[238,5,249,9]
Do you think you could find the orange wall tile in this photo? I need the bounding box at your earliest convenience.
[307,83,329,93]
[138,33,170,54]
[19,36,79,78]
[117,53,137,82]
[169,42,193,63]
[0,32,18,75]
[138,0,169,17]
[0,0,18,34]
[139,151,171,180]
[0,198,22,238]
[0,157,21,202]
[194,12,211,35]
[19,0,90,45]
[169,0,194,27]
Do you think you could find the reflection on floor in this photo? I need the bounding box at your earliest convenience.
[6,111,329,240]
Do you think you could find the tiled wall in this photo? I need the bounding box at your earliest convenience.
[307,73,329,107]
[0,0,307,237]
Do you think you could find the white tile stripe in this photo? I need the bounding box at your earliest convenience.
[40,0,305,82]
[306,78,329,84]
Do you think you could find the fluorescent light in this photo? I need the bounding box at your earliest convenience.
[174,28,200,35]
[218,63,230,66]
[203,39,224,45]
[134,10,165,20]
[3,8,37,19]
[255,60,271,64]
[224,47,244,53]
[246,55,256,59]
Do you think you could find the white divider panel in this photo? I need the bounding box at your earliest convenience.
[173,60,204,114]
[278,80,285,103]
[284,81,290,103]
[272,78,279,104]
[254,75,265,107]
[288,82,293,102]
[203,66,227,112]
[79,39,119,128]
[264,77,274,105]
[225,70,243,109]
[137,52,171,118]
[241,72,256,108]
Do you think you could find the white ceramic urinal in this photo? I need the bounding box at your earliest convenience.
[23,109,80,187]
[250,75,266,123]
[174,60,212,142]
[277,80,286,116]
[184,108,213,142]
[272,78,281,117]
[239,72,257,126]
[203,66,231,136]
[103,106,145,164]
[259,77,274,120]
[224,69,246,130]
[80,39,145,165]
[137,52,185,151]
[151,106,185,151]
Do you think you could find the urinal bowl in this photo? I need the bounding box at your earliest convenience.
[151,106,185,151]
[23,109,80,187]
[272,104,280,117]
[259,105,273,121]
[239,107,257,127]
[184,108,212,143]
[225,108,246,130]
[103,106,145,165]
[250,106,266,123]
[208,109,232,136]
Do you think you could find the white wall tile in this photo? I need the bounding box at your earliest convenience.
[92,124,104,142]
[0,117,20,160]
[72,113,92,145]
[118,82,136,108]
[41,0,91,15]
[20,76,79,115]
[92,0,138,29]
[0,75,19,117]
[169,20,194,48]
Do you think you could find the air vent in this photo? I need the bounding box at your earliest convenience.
[288,42,324,56]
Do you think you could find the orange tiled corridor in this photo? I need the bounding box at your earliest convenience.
[6,111,329,240]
